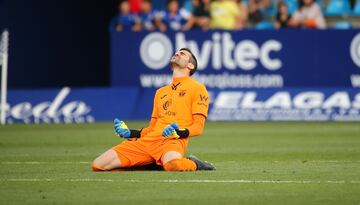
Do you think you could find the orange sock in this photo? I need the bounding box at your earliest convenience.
[163,158,196,171]
[92,164,106,171]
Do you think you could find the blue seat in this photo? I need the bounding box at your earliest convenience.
[181,0,192,12]
[353,0,360,15]
[285,0,298,14]
[264,7,277,17]
[334,21,352,29]
[326,0,351,16]
[255,21,274,29]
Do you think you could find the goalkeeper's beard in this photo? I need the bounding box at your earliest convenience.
[170,62,181,72]
[170,61,187,72]
[170,61,176,71]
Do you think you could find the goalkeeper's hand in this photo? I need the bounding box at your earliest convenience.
[162,122,180,139]
[114,118,131,138]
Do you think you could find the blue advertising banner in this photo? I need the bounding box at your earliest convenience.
[111,30,360,88]
[3,87,142,124]
[208,88,360,121]
[3,30,360,124]
[2,87,359,123]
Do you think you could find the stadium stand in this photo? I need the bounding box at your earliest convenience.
[325,0,352,16]
[111,0,360,31]
[353,0,360,15]
[285,0,298,14]
[256,20,275,28]
[334,20,352,28]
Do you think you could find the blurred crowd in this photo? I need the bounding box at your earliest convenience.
[110,0,356,32]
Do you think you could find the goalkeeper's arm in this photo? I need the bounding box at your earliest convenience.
[180,114,206,138]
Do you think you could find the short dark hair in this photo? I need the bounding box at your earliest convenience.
[167,0,178,5]
[180,48,197,76]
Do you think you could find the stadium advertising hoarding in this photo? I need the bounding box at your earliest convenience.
[111,30,360,88]
[2,87,360,123]
[109,29,360,122]
[3,30,360,123]
[208,88,360,121]
[2,87,139,124]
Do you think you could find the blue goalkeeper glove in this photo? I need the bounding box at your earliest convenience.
[114,118,131,138]
[162,122,180,139]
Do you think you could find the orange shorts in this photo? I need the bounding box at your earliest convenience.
[112,138,188,168]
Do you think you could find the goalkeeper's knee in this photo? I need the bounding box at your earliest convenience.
[164,159,182,171]
[163,158,196,171]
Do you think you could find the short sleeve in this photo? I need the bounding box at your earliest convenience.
[230,3,240,16]
[192,85,210,118]
[155,11,165,19]
[180,8,191,19]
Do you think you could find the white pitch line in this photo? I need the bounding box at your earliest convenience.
[125,179,343,184]
[65,179,114,182]
[1,161,91,165]
[272,160,360,163]
[1,179,358,184]
[2,160,360,165]
[1,179,113,182]
[5,179,53,182]
[2,162,41,164]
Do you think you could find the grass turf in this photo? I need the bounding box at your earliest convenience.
[0,121,359,204]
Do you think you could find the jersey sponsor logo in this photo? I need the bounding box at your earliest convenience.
[171,82,180,90]
[179,90,186,97]
[197,102,208,107]
[200,95,209,102]
[163,110,176,116]
[162,99,172,110]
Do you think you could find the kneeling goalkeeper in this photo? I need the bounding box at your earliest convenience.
[92,48,215,171]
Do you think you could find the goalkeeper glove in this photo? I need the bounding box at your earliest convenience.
[162,122,180,139]
[114,118,131,138]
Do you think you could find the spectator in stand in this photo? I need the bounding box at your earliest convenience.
[155,0,191,31]
[237,0,249,28]
[289,0,326,29]
[275,1,292,28]
[182,0,211,31]
[248,0,270,25]
[110,1,141,32]
[139,0,157,31]
[129,0,142,13]
[210,0,244,30]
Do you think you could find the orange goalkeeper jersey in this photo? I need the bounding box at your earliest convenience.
[142,76,210,141]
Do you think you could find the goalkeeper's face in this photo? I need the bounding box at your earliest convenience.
[170,50,194,72]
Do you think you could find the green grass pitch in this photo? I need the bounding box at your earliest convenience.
[0,121,360,204]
